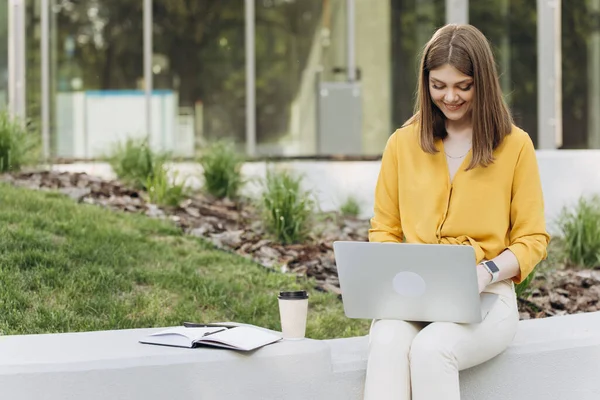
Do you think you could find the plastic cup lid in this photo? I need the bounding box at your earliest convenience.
[278,290,309,300]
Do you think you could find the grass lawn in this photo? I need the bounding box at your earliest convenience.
[0,184,370,339]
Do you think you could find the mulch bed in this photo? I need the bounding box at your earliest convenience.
[2,170,598,320]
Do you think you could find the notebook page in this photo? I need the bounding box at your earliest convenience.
[199,326,282,351]
[150,327,225,340]
[141,327,226,348]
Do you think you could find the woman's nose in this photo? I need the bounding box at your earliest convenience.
[444,90,459,103]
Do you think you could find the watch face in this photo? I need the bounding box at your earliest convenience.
[485,260,500,273]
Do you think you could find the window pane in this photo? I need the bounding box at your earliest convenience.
[0,0,8,110]
[255,0,333,156]
[154,0,246,154]
[50,0,143,158]
[470,0,538,146]
[391,0,445,129]
[561,0,600,149]
[25,0,41,130]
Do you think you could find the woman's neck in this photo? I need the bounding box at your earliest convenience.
[445,117,472,142]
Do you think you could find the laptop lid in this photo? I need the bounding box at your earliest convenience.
[333,241,496,324]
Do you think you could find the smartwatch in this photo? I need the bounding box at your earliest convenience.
[480,260,500,284]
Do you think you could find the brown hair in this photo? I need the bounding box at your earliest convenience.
[404,24,513,170]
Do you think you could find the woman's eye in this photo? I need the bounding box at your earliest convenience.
[460,85,473,91]
[432,84,444,90]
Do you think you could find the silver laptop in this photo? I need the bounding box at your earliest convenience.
[332,241,498,324]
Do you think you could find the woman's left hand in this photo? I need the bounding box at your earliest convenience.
[476,263,493,293]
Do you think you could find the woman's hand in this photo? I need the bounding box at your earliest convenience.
[476,263,493,293]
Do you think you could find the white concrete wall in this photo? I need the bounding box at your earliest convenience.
[1,312,599,399]
[54,149,600,234]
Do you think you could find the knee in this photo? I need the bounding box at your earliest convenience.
[369,320,417,353]
[409,326,457,368]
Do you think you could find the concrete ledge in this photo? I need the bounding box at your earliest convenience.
[1,312,600,399]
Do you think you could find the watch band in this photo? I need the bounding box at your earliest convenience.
[481,260,500,284]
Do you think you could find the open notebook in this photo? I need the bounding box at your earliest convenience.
[139,325,282,351]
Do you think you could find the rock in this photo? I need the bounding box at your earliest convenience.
[188,223,215,237]
[250,239,272,253]
[184,207,201,218]
[323,282,342,296]
[256,245,281,260]
[146,204,165,218]
[519,312,531,320]
[59,187,91,202]
[179,199,193,208]
[211,230,245,249]
[549,293,570,310]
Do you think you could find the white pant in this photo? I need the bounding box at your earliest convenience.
[363,280,519,400]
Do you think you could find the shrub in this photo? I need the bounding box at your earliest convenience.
[557,195,600,268]
[0,111,40,172]
[515,269,536,299]
[340,196,361,217]
[260,168,314,244]
[515,238,565,299]
[198,140,244,199]
[108,137,165,189]
[145,161,187,207]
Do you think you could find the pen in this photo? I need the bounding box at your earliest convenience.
[201,328,227,337]
[183,322,236,329]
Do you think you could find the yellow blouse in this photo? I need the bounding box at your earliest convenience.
[368,124,550,284]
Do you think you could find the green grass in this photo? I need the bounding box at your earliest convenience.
[0,184,369,338]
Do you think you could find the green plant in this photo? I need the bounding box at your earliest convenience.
[557,195,600,268]
[260,168,314,244]
[0,111,40,172]
[515,237,566,299]
[108,137,165,189]
[146,161,187,207]
[340,196,361,217]
[515,269,536,299]
[198,140,244,199]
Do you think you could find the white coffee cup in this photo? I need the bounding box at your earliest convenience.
[278,290,309,340]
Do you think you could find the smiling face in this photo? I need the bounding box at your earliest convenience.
[428,63,474,124]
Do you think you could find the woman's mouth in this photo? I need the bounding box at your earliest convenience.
[444,103,464,112]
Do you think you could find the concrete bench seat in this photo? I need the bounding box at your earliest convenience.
[1,311,600,400]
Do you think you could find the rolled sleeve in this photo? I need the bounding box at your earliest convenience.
[508,137,550,283]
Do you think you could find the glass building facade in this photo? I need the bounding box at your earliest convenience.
[2,0,599,159]
[0,0,7,110]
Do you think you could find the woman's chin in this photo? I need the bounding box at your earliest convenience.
[442,113,466,121]
[441,109,471,123]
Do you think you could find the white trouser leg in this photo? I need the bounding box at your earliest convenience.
[362,280,519,400]
[409,281,519,400]
[363,319,424,400]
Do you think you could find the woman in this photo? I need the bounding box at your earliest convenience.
[365,24,549,400]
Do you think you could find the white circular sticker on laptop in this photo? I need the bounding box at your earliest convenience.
[392,272,426,297]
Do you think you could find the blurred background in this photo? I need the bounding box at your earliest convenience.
[1,0,599,160]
